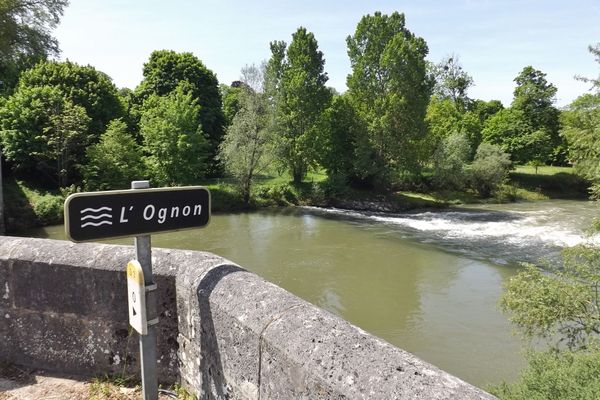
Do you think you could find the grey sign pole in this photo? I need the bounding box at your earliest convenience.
[132,180,158,400]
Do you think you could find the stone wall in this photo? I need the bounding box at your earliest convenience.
[0,236,495,399]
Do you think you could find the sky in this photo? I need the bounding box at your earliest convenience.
[54,0,600,107]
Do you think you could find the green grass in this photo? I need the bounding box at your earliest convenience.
[513,165,576,175]
[3,178,65,231]
[510,165,589,199]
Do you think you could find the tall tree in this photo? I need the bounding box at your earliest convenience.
[83,119,145,190]
[512,66,563,163]
[346,11,433,183]
[140,83,209,186]
[18,60,123,135]
[432,55,473,111]
[267,28,331,183]
[219,64,273,205]
[0,85,91,187]
[136,50,225,175]
[0,0,68,93]
[319,94,374,185]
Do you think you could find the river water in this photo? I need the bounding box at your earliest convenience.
[21,200,599,388]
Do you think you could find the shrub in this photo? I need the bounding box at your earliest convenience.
[468,143,512,197]
[489,348,600,400]
[432,132,471,190]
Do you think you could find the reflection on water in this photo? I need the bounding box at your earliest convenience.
[18,200,598,387]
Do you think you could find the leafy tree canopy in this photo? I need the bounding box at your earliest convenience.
[267,27,331,183]
[140,83,209,186]
[431,55,473,111]
[512,66,559,132]
[136,50,224,162]
[0,84,90,187]
[0,0,68,93]
[346,11,433,179]
[219,64,273,205]
[83,119,145,190]
[18,60,123,135]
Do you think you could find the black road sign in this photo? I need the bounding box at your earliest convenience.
[65,186,210,242]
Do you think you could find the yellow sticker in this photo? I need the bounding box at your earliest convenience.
[127,260,144,284]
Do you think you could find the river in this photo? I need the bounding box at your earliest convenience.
[20,199,599,388]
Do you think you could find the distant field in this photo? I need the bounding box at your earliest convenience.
[510,165,589,199]
[513,165,576,175]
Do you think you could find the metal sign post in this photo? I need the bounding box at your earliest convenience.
[63,182,211,400]
[132,180,158,400]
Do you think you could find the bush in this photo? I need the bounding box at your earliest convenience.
[32,195,64,225]
[432,132,471,190]
[468,143,512,197]
[489,348,600,400]
[255,183,298,206]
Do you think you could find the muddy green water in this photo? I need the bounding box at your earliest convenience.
[21,200,599,388]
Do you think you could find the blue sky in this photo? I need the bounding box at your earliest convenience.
[54,0,599,107]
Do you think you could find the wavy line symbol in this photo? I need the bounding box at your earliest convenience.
[80,206,113,228]
[81,220,112,227]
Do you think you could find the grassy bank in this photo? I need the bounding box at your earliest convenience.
[2,166,591,232]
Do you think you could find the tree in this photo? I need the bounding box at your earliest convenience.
[490,348,600,400]
[481,108,530,162]
[140,83,209,186]
[561,44,600,196]
[0,0,68,93]
[0,85,91,187]
[219,65,273,205]
[432,132,471,190]
[267,27,331,183]
[425,96,463,155]
[83,119,145,190]
[432,55,473,111]
[346,12,433,182]
[501,245,600,351]
[512,66,563,163]
[562,93,600,197]
[319,95,374,186]
[18,60,123,135]
[468,143,511,197]
[136,50,225,175]
[575,43,600,92]
[220,83,242,127]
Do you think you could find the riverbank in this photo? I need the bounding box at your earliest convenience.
[2,166,590,233]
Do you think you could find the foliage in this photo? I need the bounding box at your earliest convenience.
[501,245,600,351]
[3,178,65,229]
[83,119,145,190]
[346,11,433,182]
[512,66,563,164]
[135,50,225,174]
[576,43,600,92]
[18,60,123,135]
[468,143,511,197]
[0,0,68,93]
[489,348,600,400]
[425,96,462,151]
[482,108,531,163]
[0,85,91,187]
[220,83,242,127]
[267,27,331,183]
[562,93,600,197]
[425,96,492,160]
[432,132,471,190]
[219,64,273,205]
[431,55,473,111]
[140,83,209,185]
[319,95,375,186]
